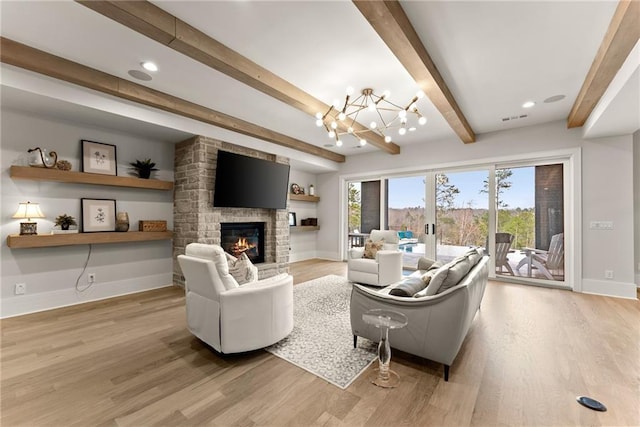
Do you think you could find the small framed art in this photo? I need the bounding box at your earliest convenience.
[289,212,297,226]
[82,198,116,232]
[82,140,117,175]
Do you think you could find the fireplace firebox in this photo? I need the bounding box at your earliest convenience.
[220,222,265,264]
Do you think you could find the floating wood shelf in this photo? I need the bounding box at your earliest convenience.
[10,166,173,191]
[289,194,320,202]
[6,231,173,248]
[290,226,320,232]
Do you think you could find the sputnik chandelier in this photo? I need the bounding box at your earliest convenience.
[315,87,427,147]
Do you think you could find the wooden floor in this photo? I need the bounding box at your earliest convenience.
[2,259,638,426]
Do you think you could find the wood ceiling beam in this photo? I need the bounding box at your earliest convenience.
[0,37,345,163]
[567,0,640,128]
[353,0,476,144]
[77,0,400,155]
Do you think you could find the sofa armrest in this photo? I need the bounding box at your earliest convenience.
[375,250,403,285]
[219,274,294,352]
[349,247,365,259]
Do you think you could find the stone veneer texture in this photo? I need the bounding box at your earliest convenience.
[173,136,290,286]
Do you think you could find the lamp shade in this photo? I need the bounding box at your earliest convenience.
[12,202,45,220]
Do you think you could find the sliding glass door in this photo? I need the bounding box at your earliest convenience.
[345,158,568,287]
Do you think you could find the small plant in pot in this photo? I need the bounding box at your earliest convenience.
[129,158,158,179]
[55,214,77,230]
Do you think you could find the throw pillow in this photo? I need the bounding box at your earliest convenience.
[436,256,473,294]
[363,239,384,259]
[226,252,257,285]
[423,265,450,296]
[389,277,428,297]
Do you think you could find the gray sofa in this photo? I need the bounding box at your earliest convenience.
[350,250,489,381]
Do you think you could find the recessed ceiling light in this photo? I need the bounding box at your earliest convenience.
[522,101,536,108]
[141,61,158,72]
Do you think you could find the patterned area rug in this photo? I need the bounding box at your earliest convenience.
[266,275,377,389]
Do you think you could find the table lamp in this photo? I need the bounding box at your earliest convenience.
[13,201,45,235]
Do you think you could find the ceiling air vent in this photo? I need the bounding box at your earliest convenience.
[501,114,528,122]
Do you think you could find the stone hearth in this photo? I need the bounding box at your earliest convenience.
[173,136,290,286]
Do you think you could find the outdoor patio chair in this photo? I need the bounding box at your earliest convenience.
[495,232,515,275]
[517,233,564,280]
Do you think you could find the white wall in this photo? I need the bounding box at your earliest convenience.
[316,120,636,298]
[634,129,640,287]
[1,109,177,317]
[288,169,318,262]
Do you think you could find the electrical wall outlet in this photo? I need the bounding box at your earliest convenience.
[604,270,614,280]
[88,273,96,283]
[15,283,26,295]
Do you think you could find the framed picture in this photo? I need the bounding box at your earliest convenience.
[288,212,297,226]
[82,140,117,175]
[82,198,116,232]
[291,183,301,194]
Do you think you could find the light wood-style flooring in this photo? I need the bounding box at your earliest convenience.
[2,259,638,426]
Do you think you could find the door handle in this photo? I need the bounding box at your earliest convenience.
[432,223,436,235]
[425,224,429,235]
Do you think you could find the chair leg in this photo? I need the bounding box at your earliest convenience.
[353,335,358,348]
[444,364,450,381]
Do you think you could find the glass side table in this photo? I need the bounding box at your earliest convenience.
[362,308,408,388]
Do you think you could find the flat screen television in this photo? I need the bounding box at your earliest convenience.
[213,151,290,209]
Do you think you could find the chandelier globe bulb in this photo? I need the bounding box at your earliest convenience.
[419,116,427,125]
[384,135,392,143]
[359,138,367,146]
[399,127,407,135]
[328,130,336,138]
[336,139,343,147]
[370,121,377,129]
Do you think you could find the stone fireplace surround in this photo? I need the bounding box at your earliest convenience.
[173,136,290,286]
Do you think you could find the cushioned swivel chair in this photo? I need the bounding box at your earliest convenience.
[177,243,294,353]
[347,229,403,287]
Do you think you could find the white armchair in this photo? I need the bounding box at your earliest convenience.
[177,243,294,354]
[347,229,403,287]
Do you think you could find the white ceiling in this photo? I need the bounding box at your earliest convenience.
[0,0,636,172]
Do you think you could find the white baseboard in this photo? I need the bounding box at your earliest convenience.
[289,251,317,263]
[636,273,640,288]
[581,278,637,299]
[315,251,340,261]
[1,274,174,319]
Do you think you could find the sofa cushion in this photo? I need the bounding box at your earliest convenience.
[226,252,258,285]
[436,256,473,294]
[389,277,427,297]
[417,257,438,271]
[363,239,384,259]
[463,248,482,266]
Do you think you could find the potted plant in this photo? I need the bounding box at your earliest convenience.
[55,214,77,230]
[129,158,158,179]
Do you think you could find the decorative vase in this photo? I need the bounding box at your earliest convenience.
[115,212,130,232]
